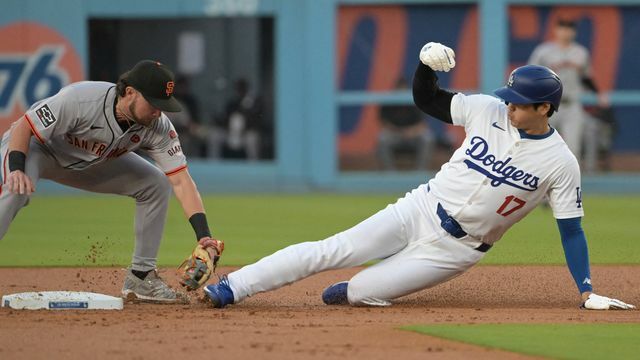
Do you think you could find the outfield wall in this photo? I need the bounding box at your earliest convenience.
[1,0,639,193]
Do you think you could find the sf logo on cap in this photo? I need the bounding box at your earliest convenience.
[165,81,174,96]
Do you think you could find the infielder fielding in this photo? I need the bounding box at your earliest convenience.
[0,60,223,303]
[203,42,634,311]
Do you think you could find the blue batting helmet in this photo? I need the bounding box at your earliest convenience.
[494,65,563,111]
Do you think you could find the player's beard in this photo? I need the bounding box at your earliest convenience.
[128,101,158,128]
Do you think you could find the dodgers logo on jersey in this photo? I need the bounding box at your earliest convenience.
[464,136,539,191]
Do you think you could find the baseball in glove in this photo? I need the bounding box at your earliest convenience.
[177,237,224,291]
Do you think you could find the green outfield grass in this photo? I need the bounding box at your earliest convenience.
[0,194,638,266]
[403,323,640,359]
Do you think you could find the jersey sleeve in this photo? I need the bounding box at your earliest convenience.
[548,158,585,219]
[23,87,79,143]
[143,115,187,175]
[450,93,500,129]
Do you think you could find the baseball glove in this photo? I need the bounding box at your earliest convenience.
[177,238,224,291]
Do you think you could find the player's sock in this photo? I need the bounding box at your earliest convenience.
[132,269,153,280]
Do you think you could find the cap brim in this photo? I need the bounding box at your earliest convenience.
[145,96,182,113]
[494,87,534,105]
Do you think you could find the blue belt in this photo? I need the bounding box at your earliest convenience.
[436,203,492,253]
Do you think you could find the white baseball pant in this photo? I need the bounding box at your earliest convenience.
[227,184,485,306]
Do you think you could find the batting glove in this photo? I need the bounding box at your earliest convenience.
[581,293,636,310]
[419,42,456,72]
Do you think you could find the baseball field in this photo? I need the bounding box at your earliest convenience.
[0,194,638,359]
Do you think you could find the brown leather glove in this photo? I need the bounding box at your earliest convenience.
[177,238,224,291]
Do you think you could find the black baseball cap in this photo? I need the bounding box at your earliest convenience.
[123,60,182,112]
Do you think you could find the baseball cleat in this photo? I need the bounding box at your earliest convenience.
[322,281,349,305]
[204,276,235,308]
[122,268,188,304]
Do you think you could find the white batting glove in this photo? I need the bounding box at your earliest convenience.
[419,42,456,72]
[581,293,635,310]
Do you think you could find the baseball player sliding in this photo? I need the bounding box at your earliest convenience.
[203,42,634,311]
[0,60,223,303]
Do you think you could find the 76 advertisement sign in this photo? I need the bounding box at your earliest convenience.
[0,22,83,134]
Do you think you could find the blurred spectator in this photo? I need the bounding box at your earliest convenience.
[528,19,609,171]
[168,75,207,157]
[208,78,263,160]
[376,78,435,171]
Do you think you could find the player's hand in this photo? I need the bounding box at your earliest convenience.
[419,42,456,72]
[199,237,224,266]
[6,170,35,195]
[581,293,635,310]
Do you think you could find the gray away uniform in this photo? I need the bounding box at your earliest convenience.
[529,42,591,157]
[0,81,187,271]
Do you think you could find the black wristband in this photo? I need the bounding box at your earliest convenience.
[189,212,212,241]
[8,151,26,172]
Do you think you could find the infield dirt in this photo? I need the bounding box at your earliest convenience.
[1,265,638,359]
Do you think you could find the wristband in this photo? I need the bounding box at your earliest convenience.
[8,151,26,172]
[189,212,212,241]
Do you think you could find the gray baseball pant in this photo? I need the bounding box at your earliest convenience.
[0,138,170,271]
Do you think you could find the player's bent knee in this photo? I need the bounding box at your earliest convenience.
[137,172,171,201]
[0,193,31,240]
[155,176,171,195]
[4,192,31,208]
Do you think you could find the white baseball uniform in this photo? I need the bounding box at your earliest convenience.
[223,92,584,306]
[0,81,187,271]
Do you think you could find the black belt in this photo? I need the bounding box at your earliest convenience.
[436,203,492,253]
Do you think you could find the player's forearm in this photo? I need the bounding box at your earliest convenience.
[5,116,36,194]
[557,217,593,294]
[170,172,206,218]
[8,117,34,154]
[412,63,455,124]
[170,171,214,241]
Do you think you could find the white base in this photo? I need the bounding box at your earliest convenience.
[1,291,123,310]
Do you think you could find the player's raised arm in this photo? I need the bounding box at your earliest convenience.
[5,117,36,195]
[412,42,458,124]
